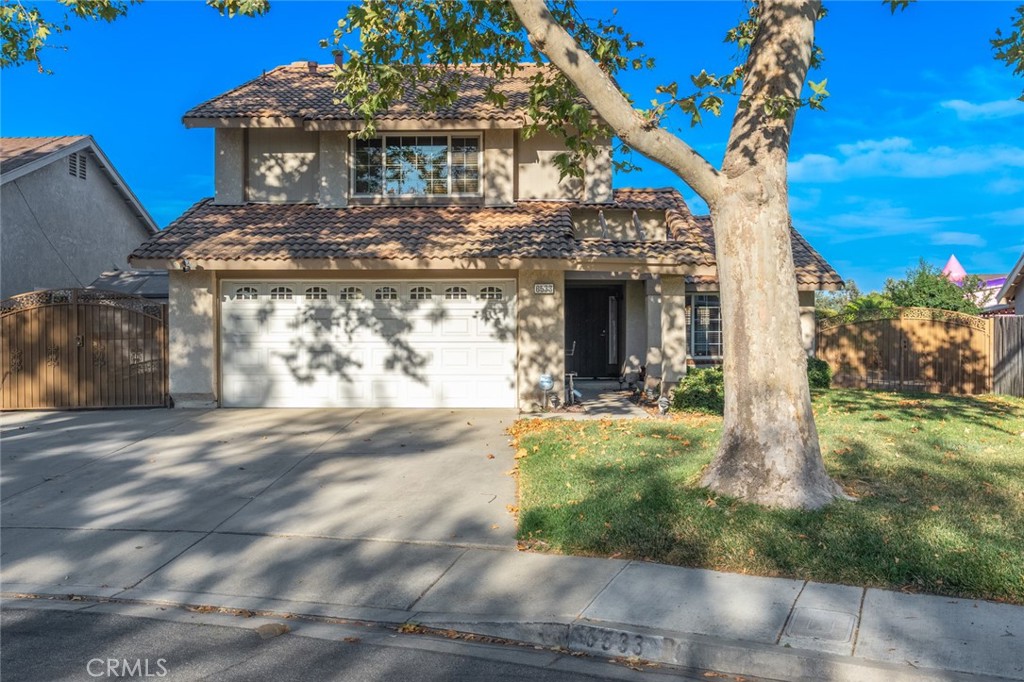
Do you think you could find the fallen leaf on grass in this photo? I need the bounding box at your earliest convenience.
[871,413,891,421]
[929,505,941,512]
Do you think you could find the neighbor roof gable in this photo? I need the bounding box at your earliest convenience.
[0,135,159,235]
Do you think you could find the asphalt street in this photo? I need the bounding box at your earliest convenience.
[1,604,763,682]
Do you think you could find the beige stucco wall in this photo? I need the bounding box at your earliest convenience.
[318,131,348,208]
[799,289,816,356]
[517,269,565,411]
[484,129,515,207]
[623,279,646,378]
[661,276,688,390]
[214,128,246,205]
[248,129,319,203]
[644,277,663,378]
[516,130,583,201]
[168,270,218,407]
[584,139,613,203]
[0,155,153,299]
[571,209,647,241]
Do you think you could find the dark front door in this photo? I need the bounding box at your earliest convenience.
[565,286,622,379]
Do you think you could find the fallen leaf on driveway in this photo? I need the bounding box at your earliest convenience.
[486,453,495,459]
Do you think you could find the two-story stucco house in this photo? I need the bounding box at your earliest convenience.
[130,61,842,410]
[1,136,158,300]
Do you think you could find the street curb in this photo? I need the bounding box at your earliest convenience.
[3,590,1016,682]
[422,617,1017,682]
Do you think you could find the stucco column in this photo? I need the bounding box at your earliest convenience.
[623,279,646,378]
[661,275,689,391]
[799,290,816,356]
[517,269,565,411]
[644,277,663,378]
[319,131,348,207]
[214,129,245,205]
[484,129,515,207]
[169,270,218,408]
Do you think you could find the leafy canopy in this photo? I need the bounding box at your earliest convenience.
[883,260,984,314]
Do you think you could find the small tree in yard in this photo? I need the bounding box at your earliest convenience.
[5,1,1021,509]
[884,260,984,315]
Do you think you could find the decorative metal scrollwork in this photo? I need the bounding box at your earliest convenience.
[46,346,60,367]
[92,341,107,368]
[10,349,23,372]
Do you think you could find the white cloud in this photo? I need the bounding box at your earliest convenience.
[836,137,913,156]
[941,98,1024,121]
[931,231,987,248]
[820,203,961,243]
[986,207,1024,226]
[790,138,1024,183]
[986,178,1024,195]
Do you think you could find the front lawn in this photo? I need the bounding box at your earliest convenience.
[511,389,1024,604]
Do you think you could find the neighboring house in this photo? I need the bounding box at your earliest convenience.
[996,249,1024,315]
[130,61,842,410]
[942,253,1009,313]
[0,136,158,300]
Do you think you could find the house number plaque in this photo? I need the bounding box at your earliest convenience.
[534,283,555,295]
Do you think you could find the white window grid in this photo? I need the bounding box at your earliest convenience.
[479,286,504,300]
[352,134,482,198]
[270,286,294,300]
[409,286,433,300]
[305,286,329,300]
[339,286,364,301]
[234,286,259,300]
[374,286,399,301]
[444,286,469,300]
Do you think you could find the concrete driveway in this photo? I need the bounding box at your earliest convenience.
[1,408,518,592]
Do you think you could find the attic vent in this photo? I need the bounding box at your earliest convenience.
[68,152,87,180]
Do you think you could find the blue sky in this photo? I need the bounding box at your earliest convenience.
[2,1,1022,291]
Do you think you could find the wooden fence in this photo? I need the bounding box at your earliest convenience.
[993,316,1024,397]
[1,289,168,409]
[816,308,993,395]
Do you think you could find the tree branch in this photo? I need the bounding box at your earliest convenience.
[508,0,724,206]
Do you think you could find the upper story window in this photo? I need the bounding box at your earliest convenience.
[353,135,480,197]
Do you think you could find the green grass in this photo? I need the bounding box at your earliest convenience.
[512,389,1024,604]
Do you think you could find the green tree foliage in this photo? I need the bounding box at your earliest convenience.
[815,279,861,318]
[883,260,983,314]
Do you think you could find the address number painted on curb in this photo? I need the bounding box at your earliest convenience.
[569,625,646,657]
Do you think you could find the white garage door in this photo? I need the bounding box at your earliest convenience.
[220,280,517,408]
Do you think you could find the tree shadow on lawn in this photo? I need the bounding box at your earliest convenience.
[516,412,1024,604]
[815,389,1024,437]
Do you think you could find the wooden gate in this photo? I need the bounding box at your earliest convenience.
[1,289,168,409]
[816,307,991,395]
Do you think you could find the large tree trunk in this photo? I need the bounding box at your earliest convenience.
[700,172,846,508]
[698,0,847,509]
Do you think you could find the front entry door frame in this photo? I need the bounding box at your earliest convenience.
[565,283,626,379]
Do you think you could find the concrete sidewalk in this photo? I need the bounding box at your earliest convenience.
[3,531,1021,682]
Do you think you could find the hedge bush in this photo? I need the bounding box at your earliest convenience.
[807,357,833,389]
[671,367,724,414]
[671,359,833,414]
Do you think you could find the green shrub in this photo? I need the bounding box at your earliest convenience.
[672,366,724,414]
[672,359,833,414]
[807,357,833,389]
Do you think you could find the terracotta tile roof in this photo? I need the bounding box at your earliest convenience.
[132,200,578,262]
[1,136,88,176]
[131,188,842,287]
[185,63,548,124]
